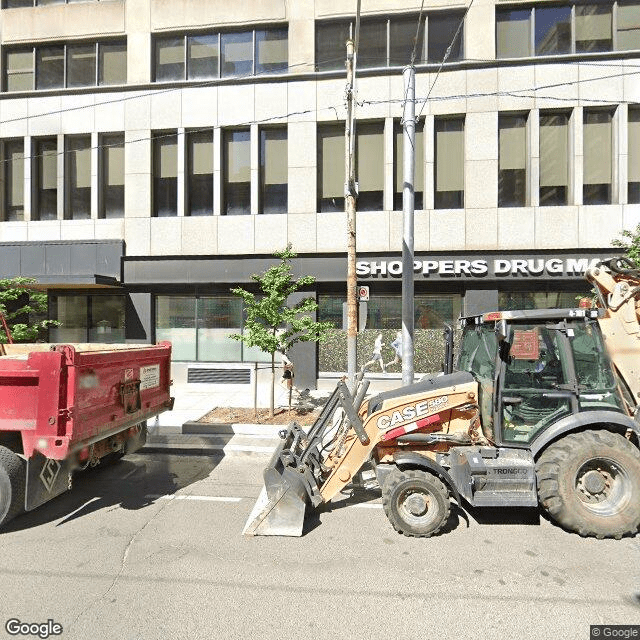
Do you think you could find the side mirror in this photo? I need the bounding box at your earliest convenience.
[495,319,508,342]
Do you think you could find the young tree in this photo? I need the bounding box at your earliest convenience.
[612,223,640,263]
[0,277,57,343]
[231,245,332,417]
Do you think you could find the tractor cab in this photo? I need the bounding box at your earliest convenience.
[457,308,627,447]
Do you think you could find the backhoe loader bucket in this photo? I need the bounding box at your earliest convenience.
[243,378,370,537]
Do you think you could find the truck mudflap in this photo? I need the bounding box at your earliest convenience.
[25,452,72,512]
[243,377,370,537]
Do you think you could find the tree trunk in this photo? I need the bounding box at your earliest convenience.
[270,352,275,418]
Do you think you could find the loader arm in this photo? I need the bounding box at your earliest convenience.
[587,258,640,410]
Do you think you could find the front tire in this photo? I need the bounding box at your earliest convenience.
[382,469,450,538]
[536,430,640,539]
[0,446,26,528]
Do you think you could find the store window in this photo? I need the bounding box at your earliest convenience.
[629,108,640,203]
[315,10,463,71]
[260,127,287,214]
[187,129,213,217]
[498,113,528,207]
[153,131,178,217]
[33,137,57,221]
[155,296,270,362]
[65,135,91,220]
[498,290,589,310]
[100,133,124,218]
[223,129,251,215]
[539,112,569,206]
[3,140,24,221]
[583,109,613,205]
[4,40,126,91]
[356,122,384,211]
[317,123,344,213]
[434,117,464,209]
[49,293,125,343]
[394,120,424,210]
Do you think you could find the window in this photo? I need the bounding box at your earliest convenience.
[223,129,250,215]
[49,293,125,343]
[629,108,640,203]
[155,296,270,362]
[434,117,464,209]
[154,27,287,81]
[187,129,213,216]
[317,123,344,213]
[100,133,124,219]
[499,290,589,310]
[583,109,613,205]
[499,113,528,207]
[65,135,91,219]
[497,2,639,58]
[539,112,569,206]
[4,40,126,91]
[315,10,463,71]
[394,120,424,210]
[3,140,24,221]
[260,127,287,214]
[153,132,178,217]
[33,137,57,221]
[356,122,384,211]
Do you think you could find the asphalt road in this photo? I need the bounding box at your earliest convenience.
[0,450,638,640]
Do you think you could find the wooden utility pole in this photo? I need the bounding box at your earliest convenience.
[345,0,361,390]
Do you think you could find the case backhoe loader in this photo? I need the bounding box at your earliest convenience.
[244,257,640,539]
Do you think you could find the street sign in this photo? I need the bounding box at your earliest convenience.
[358,285,369,301]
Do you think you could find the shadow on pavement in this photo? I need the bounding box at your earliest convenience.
[2,450,222,533]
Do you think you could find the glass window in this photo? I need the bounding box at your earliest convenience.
[499,290,589,310]
[434,117,464,209]
[197,297,243,361]
[89,295,125,343]
[359,19,387,69]
[67,43,96,88]
[4,140,24,222]
[224,129,251,215]
[100,133,124,219]
[255,28,287,74]
[496,9,532,58]
[187,34,218,80]
[583,109,613,205]
[356,122,384,211]
[5,49,34,91]
[155,37,184,82]
[49,295,88,343]
[315,21,350,71]
[36,45,64,89]
[617,1,640,50]
[221,31,253,77]
[260,127,287,214]
[539,112,569,206]
[5,0,35,7]
[390,15,425,66]
[99,41,126,86]
[535,5,572,55]
[317,123,344,213]
[156,297,196,361]
[576,4,612,52]
[629,108,640,203]
[153,132,178,217]
[187,129,213,217]
[394,120,424,210]
[499,113,528,207]
[65,135,91,220]
[428,12,464,62]
[34,138,57,221]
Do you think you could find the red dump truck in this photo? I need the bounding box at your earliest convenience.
[0,340,173,527]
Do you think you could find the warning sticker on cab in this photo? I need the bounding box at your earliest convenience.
[140,364,160,391]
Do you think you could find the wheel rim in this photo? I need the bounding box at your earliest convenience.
[574,456,632,517]
[397,485,440,528]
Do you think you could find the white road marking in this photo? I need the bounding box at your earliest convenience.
[146,494,242,503]
[352,503,383,509]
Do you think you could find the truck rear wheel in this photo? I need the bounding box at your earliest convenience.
[0,446,26,528]
[382,469,450,538]
[536,430,640,539]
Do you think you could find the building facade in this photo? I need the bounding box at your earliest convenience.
[0,0,637,386]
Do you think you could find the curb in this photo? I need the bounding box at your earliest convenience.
[182,421,285,437]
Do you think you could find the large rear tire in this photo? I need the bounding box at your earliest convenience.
[0,446,26,528]
[382,469,450,538]
[536,430,640,539]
